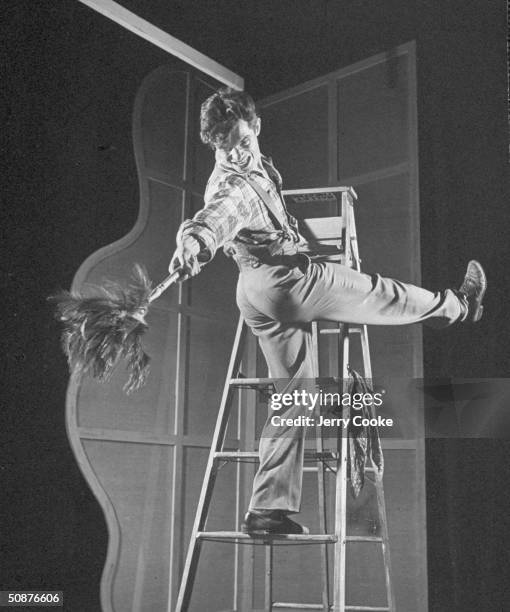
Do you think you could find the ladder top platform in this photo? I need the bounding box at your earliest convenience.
[282,186,357,199]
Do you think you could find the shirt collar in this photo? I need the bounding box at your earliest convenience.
[214,154,282,189]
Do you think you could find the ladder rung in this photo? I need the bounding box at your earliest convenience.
[319,327,363,335]
[214,451,258,460]
[274,605,389,611]
[230,376,342,387]
[306,449,338,460]
[214,450,338,461]
[345,607,390,611]
[273,603,326,609]
[197,531,337,542]
[345,536,384,543]
[229,377,276,387]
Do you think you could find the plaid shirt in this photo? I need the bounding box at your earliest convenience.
[178,155,301,261]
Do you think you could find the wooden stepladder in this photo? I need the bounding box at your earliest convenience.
[175,187,396,612]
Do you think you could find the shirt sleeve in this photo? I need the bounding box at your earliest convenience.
[177,179,253,262]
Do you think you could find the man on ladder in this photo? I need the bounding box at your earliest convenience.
[169,87,486,536]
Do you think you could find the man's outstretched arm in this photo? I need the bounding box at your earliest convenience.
[169,179,252,278]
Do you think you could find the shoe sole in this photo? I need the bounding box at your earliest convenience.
[468,260,486,323]
[241,524,275,536]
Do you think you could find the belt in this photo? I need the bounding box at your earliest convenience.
[230,234,301,270]
[234,250,308,271]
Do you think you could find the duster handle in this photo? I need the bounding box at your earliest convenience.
[148,268,185,303]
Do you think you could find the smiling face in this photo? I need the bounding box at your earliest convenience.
[214,118,262,173]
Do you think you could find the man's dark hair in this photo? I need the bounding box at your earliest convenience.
[200,88,259,148]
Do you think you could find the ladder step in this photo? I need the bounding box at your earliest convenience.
[229,377,276,387]
[319,328,340,335]
[214,451,258,459]
[345,607,390,611]
[273,605,389,611]
[319,327,363,335]
[273,603,327,609]
[214,450,338,461]
[345,535,384,543]
[229,376,342,387]
[197,531,337,543]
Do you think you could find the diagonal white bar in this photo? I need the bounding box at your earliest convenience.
[78,0,244,90]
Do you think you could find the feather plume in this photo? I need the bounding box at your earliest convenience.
[49,265,153,393]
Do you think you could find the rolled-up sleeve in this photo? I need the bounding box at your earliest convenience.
[177,179,253,262]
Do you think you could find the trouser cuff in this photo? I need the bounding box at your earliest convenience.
[454,289,469,322]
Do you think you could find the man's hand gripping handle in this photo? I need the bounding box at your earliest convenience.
[169,235,202,281]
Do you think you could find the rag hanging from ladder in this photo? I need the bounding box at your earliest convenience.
[344,369,384,498]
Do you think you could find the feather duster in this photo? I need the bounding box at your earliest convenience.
[50,264,180,393]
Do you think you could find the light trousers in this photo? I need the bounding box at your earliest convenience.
[235,257,464,512]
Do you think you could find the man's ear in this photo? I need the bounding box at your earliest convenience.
[255,117,261,136]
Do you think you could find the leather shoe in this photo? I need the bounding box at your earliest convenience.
[458,260,487,322]
[241,510,309,535]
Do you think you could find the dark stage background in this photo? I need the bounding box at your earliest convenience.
[2,1,509,610]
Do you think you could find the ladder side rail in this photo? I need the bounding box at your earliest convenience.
[347,193,374,382]
[239,333,259,612]
[347,190,395,611]
[265,544,274,612]
[333,327,351,612]
[332,190,355,612]
[175,316,247,612]
[312,320,332,612]
[374,479,396,612]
